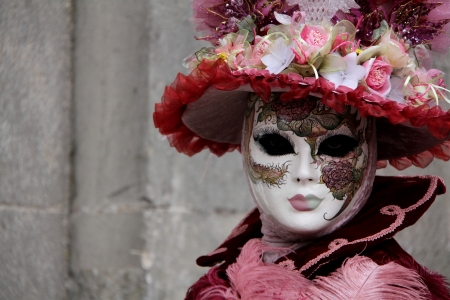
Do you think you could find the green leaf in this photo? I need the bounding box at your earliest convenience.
[333,189,346,200]
[372,20,389,41]
[313,114,342,130]
[292,64,317,77]
[246,94,259,118]
[310,55,324,69]
[319,54,347,74]
[238,16,256,43]
[275,121,291,132]
[290,120,313,137]
[357,146,363,156]
[352,168,362,182]
[257,108,275,123]
[305,137,318,160]
[280,66,301,75]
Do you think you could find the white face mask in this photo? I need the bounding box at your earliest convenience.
[242,94,374,237]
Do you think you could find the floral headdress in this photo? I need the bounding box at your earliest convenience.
[154,0,450,170]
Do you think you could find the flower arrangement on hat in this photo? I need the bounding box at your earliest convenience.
[154,0,450,170]
[185,13,449,108]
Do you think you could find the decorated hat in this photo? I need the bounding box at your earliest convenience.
[153,0,450,170]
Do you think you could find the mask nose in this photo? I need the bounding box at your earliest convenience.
[291,144,320,184]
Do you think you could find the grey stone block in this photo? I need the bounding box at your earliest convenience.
[68,269,145,300]
[0,209,68,300]
[145,209,247,300]
[71,212,145,272]
[72,0,150,298]
[147,149,254,213]
[74,0,149,211]
[0,1,72,299]
[0,0,72,208]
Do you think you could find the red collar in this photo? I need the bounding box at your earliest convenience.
[196,176,445,277]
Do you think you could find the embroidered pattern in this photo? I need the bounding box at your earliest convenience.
[298,176,441,273]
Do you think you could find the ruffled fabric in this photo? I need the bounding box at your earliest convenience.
[153,59,450,168]
[154,60,242,157]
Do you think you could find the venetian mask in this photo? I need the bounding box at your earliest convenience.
[242,93,377,239]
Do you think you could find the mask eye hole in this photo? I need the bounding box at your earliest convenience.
[317,135,358,157]
[255,133,295,156]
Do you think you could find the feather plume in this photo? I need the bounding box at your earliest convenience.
[369,243,450,300]
[306,255,431,300]
[200,239,310,300]
[198,240,433,299]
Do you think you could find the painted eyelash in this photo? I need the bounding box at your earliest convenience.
[253,127,296,150]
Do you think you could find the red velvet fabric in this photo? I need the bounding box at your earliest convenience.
[154,60,450,167]
[186,175,450,300]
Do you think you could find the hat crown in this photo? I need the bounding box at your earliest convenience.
[291,0,359,23]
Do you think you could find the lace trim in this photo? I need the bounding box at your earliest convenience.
[278,259,297,271]
[291,0,359,24]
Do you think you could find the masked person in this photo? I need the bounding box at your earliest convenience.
[154,0,450,298]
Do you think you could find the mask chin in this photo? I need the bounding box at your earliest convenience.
[241,95,378,243]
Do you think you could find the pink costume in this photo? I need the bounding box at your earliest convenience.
[187,176,449,299]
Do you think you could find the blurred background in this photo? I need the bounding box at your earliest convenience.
[0,0,448,299]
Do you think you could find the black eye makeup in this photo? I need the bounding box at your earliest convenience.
[317,135,359,157]
[253,127,296,156]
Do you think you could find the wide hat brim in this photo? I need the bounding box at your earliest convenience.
[154,59,450,170]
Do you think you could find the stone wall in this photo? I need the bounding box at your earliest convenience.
[0,0,72,299]
[70,0,149,298]
[0,0,449,299]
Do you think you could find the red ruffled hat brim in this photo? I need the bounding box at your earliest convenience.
[153,59,450,170]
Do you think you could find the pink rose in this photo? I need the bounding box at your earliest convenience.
[301,25,328,48]
[363,57,393,97]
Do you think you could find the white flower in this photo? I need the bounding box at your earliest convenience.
[320,52,365,89]
[386,77,406,104]
[274,12,293,25]
[261,38,295,74]
[274,11,305,26]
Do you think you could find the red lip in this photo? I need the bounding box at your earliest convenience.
[288,194,310,211]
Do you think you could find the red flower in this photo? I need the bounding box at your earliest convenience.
[322,160,353,190]
[271,95,317,122]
